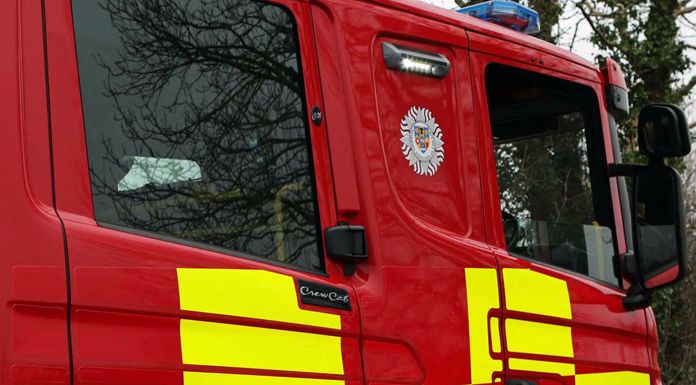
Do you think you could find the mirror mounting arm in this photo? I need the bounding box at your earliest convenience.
[623,282,653,311]
[609,163,653,311]
[608,163,640,177]
[646,156,666,167]
[621,251,652,311]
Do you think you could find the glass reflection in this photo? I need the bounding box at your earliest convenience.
[73,0,322,269]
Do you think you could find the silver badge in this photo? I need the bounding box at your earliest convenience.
[400,106,444,176]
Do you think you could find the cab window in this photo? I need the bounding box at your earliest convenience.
[486,64,618,285]
[72,0,324,271]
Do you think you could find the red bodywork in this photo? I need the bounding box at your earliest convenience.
[0,0,658,385]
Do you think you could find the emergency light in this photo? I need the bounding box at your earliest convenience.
[382,42,451,78]
[457,1,541,35]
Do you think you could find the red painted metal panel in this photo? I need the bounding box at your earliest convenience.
[310,3,499,384]
[373,38,468,235]
[0,0,70,384]
[43,0,93,223]
[362,340,423,383]
[601,58,628,90]
[645,308,661,385]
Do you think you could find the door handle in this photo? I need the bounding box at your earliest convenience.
[324,224,367,261]
[506,380,538,385]
[324,224,367,275]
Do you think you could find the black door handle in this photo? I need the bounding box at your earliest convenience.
[324,224,368,275]
[506,380,538,385]
[324,224,367,262]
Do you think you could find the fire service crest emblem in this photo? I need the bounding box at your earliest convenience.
[400,106,444,176]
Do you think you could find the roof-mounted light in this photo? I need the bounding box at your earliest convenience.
[457,1,541,35]
[382,42,451,78]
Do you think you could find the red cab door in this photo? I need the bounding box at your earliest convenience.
[311,2,506,384]
[43,1,363,384]
[469,38,651,385]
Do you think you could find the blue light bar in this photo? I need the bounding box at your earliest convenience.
[457,1,541,35]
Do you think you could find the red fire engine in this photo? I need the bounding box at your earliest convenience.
[1,0,690,385]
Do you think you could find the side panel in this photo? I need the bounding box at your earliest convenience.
[0,0,70,384]
[468,49,650,385]
[43,0,362,384]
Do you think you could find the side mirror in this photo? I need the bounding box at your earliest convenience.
[610,163,688,310]
[638,104,690,161]
[632,166,686,291]
[611,104,690,310]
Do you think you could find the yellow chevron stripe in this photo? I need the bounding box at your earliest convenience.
[465,268,503,384]
[180,319,344,374]
[503,269,572,319]
[177,268,341,329]
[505,319,574,358]
[183,372,344,385]
[575,371,650,385]
[508,358,575,376]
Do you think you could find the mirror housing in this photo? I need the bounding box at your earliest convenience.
[601,58,629,119]
[638,104,690,161]
[610,163,688,310]
[632,166,686,291]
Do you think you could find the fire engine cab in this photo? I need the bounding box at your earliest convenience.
[1,0,690,384]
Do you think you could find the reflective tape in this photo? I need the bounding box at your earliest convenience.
[575,371,650,385]
[180,319,344,374]
[505,319,574,358]
[184,372,344,385]
[177,268,340,329]
[503,268,572,319]
[465,268,503,384]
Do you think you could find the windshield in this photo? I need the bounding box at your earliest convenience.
[486,64,618,285]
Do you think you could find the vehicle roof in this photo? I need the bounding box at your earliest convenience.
[358,0,598,73]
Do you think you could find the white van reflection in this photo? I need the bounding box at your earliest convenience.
[117,156,202,192]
